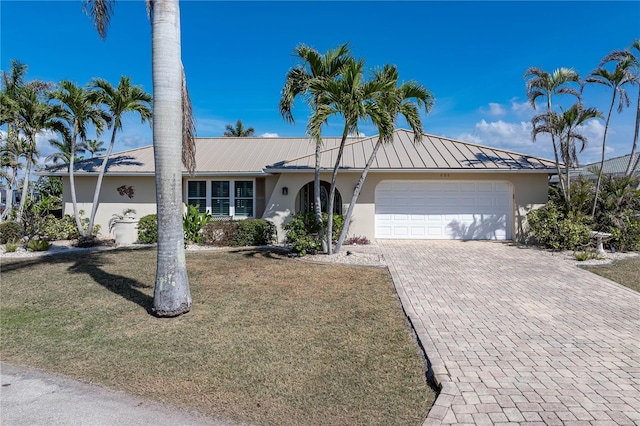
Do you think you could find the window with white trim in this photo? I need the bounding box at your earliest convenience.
[186,180,255,218]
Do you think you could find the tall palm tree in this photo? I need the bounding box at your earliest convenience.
[85,139,107,157]
[307,57,396,254]
[279,43,351,235]
[51,80,110,237]
[524,67,580,205]
[600,39,640,176]
[223,119,254,137]
[586,58,636,216]
[13,85,67,222]
[533,103,602,200]
[334,65,434,253]
[45,136,88,165]
[84,0,195,317]
[88,76,152,236]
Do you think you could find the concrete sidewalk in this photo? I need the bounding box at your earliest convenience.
[380,240,640,425]
[0,363,239,426]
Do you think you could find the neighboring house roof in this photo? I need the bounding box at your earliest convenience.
[549,153,640,183]
[40,129,557,176]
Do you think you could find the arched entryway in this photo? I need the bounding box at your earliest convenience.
[296,181,342,214]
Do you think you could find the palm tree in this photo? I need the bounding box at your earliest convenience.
[223,119,254,137]
[524,67,581,205]
[88,76,152,236]
[334,65,434,254]
[533,103,602,200]
[600,39,640,176]
[307,57,397,254]
[0,136,27,220]
[51,80,110,237]
[45,136,88,165]
[85,139,107,157]
[279,43,352,238]
[84,0,195,317]
[12,85,67,222]
[586,57,636,216]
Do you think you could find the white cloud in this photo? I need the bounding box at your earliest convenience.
[510,98,535,118]
[347,132,366,138]
[260,132,279,138]
[480,102,506,117]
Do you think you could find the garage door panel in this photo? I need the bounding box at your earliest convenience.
[376,180,512,240]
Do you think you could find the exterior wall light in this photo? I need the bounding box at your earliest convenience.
[282,187,288,196]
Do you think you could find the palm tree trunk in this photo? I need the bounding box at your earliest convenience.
[334,136,382,254]
[69,127,86,237]
[313,140,327,253]
[625,85,640,176]
[151,0,191,317]
[87,120,118,236]
[326,126,349,255]
[592,96,615,217]
[16,156,31,223]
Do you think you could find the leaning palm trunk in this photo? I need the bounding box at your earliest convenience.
[592,96,616,217]
[326,127,350,255]
[626,85,640,176]
[87,123,118,236]
[334,136,383,254]
[16,157,32,222]
[151,0,191,317]
[68,130,86,236]
[313,140,327,253]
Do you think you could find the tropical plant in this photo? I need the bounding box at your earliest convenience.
[88,76,152,236]
[12,84,67,222]
[279,43,352,251]
[84,0,196,317]
[599,39,640,176]
[50,80,110,238]
[334,65,434,253]
[0,220,23,244]
[137,213,158,244]
[586,57,636,216]
[45,135,87,165]
[183,204,212,245]
[26,238,50,252]
[223,119,255,137]
[0,136,27,220]
[532,103,602,199]
[85,139,107,157]
[524,67,581,205]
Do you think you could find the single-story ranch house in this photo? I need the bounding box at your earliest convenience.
[41,129,558,242]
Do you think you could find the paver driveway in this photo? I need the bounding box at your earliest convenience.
[379,241,640,425]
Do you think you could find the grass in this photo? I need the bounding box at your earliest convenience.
[581,257,640,293]
[0,248,435,425]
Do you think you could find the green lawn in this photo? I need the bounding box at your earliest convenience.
[1,248,435,425]
[581,257,640,293]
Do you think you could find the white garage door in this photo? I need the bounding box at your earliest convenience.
[375,180,512,240]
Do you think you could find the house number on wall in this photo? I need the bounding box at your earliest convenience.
[439,173,451,178]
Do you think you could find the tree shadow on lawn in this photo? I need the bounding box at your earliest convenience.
[1,248,155,314]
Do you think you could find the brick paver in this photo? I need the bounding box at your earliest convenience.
[379,241,640,425]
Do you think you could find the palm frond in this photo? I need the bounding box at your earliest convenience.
[181,66,196,176]
[83,0,116,40]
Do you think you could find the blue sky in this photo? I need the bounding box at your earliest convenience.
[1,1,639,166]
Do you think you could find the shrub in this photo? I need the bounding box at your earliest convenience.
[40,215,80,241]
[137,214,158,244]
[26,239,50,252]
[344,235,370,245]
[574,251,590,261]
[0,221,24,244]
[283,212,345,256]
[527,201,592,250]
[202,219,236,246]
[183,204,212,245]
[232,219,276,247]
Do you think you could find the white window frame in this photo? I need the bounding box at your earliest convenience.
[185,179,256,219]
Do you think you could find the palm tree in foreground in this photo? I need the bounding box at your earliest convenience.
[84,0,195,317]
[524,67,580,206]
[586,57,635,216]
[280,43,352,249]
[334,65,434,253]
[87,76,152,237]
[223,119,254,137]
[51,80,110,238]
